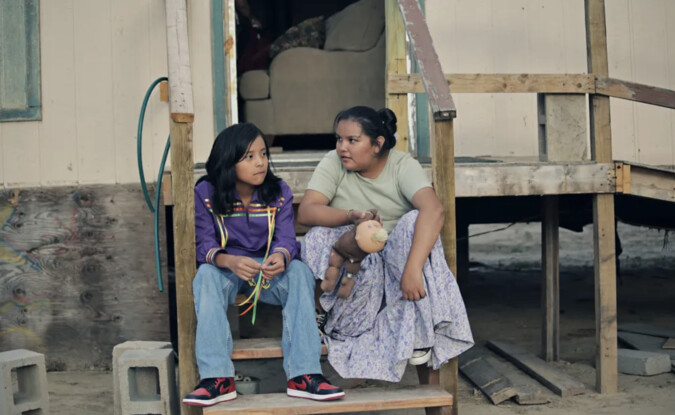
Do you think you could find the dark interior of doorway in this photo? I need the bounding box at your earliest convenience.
[239,0,360,152]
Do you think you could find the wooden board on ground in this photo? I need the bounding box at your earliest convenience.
[662,338,675,350]
[617,332,675,360]
[203,384,452,415]
[232,337,327,360]
[484,356,554,405]
[487,340,587,397]
[618,322,675,339]
[458,347,516,404]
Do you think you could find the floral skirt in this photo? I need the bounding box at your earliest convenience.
[301,210,474,381]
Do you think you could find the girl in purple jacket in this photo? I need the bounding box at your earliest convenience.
[183,123,344,407]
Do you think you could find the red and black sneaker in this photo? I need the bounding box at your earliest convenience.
[182,377,236,407]
[287,374,345,401]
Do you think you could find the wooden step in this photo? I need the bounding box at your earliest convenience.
[232,337,327,360]
[203,384,453,415]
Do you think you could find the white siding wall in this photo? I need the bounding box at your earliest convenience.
[3,1,673,188]
[427,0,675,165]
[0,0,214,188]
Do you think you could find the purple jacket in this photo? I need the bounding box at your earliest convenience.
[194,179,299,266]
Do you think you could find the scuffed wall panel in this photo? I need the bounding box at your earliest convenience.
[0,185,169,369]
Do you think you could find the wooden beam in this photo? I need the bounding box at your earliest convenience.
[432,119,458,415]
[585,0,618,395]
[397,0,455,119]
[622,164,675,203]
[389,73,595,94]
[165,1,197,413]
[385,0,409,151]
[224,0,238,126]
[203,385,453,415]
[166,0,194,123]
[170,123,197,415]
[163,162,617,206]
[596,77,675,110]
[487,341,587,397]
[541,196,560,362]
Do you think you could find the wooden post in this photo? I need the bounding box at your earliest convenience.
[396,1,458,413]
[434,119,459,415]
[541,196,560,361]
[585,0,618,394]
[386,0,409,152]
[165,0,198,413]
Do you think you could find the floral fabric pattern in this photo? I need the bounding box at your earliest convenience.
[269,16,326,60]
[301,210,474,382]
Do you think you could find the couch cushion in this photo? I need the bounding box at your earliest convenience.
[324,0,384,51]
[269,16,326,60]
[239,70,270,100]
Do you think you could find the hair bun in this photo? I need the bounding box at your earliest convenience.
[377,108,397,150]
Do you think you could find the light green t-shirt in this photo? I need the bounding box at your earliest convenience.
[307,149,432,232]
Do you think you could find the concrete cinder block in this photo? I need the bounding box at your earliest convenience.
[618,348,671,376]
[118,348,178,415]
[113,341,172,415]
[0,349,50,415]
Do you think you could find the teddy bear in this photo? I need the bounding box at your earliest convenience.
[321,210,389,298]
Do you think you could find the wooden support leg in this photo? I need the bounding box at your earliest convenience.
[418,367,449,415]
[440,360,458,415]
[593,193,618,393]
[541,196,560,361]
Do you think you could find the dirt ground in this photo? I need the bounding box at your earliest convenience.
[47,222,675,414]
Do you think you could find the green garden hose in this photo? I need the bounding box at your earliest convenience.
[137,76,170,292]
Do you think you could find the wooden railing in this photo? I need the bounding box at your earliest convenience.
[396,1,460,414]
[388,73,675,110]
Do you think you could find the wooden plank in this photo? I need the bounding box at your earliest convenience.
[232,338,327,360]
[165,162,617,206]
[388,73,596,94]
[487,340,587,397]
[0,185,169,370]
[203,385,452,415]
[484,356,553,405]
[169,122,198,415]
[586,0,618,395]
[165,0,194,122]
[541,196,560,362]
[458,347,516,405]
[385,0,409,152]
[397,0,455,119]
[624,164,675,203]
[663,339,675,350]
[618,323,675,340]
[596,77,675,110]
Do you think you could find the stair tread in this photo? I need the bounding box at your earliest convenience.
[203,384,453,415]
[232,337,327,360]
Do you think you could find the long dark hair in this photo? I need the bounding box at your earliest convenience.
[202,123,281,215]
[333,106,397,157]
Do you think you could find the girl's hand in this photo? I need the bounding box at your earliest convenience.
[262,253,286,280]
[347,208,381,225]
[400,266,426,301]
[227,255,262,281]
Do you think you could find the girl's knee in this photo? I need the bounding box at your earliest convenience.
[286,260,316,285]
